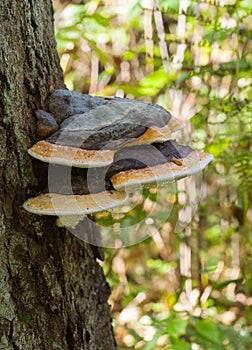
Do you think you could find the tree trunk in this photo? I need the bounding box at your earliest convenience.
[0,1,116,349]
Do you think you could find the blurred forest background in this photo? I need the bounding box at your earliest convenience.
[53,0,252,349]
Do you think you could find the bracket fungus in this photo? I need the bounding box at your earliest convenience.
[24,89,213,224]
[107,140,213,191]
[23,190,129,216]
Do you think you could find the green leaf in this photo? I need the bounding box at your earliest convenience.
[204,225,222,242]
[139,69,175,90]
[160,0,180,12]
[195,318,221,345]
[206,137,230,158]
[170,338,192,350]
[166,318,188,337]
[147,259,177,274]
[240,0,252,9]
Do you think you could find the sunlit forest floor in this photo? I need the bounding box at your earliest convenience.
[54,0,252,348]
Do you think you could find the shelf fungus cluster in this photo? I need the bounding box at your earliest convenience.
[23,89,213,225]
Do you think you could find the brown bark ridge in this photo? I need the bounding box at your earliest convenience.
[0,1,116,349]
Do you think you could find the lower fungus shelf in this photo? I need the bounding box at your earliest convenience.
[23,190,129,216]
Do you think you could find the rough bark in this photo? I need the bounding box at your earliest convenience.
[0,1,116,349]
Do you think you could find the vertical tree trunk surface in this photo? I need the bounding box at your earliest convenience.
[0,1,116,349]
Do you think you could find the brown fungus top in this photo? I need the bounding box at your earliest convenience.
[28,90,183,167]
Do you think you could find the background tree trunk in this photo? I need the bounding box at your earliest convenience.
[0,1,116,349]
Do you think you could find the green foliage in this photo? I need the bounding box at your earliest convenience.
[116,311,252,349]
